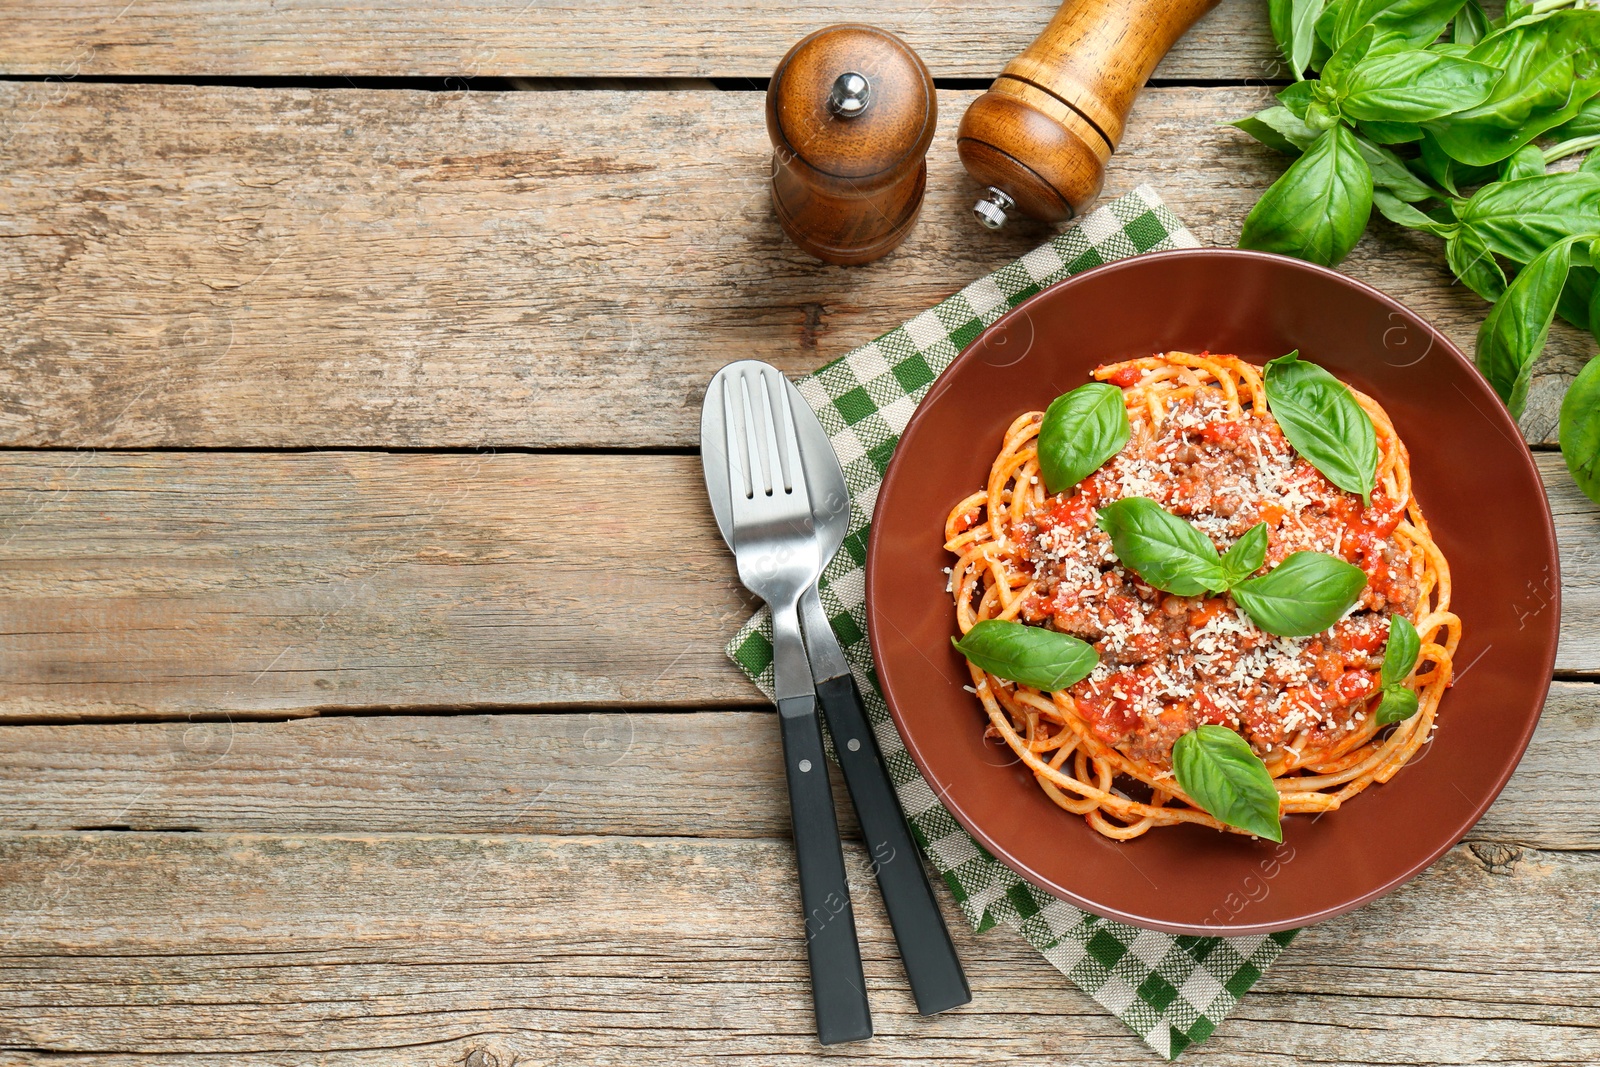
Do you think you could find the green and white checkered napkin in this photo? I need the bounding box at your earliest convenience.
[726,186,1296,1058]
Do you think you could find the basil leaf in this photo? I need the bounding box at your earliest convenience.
[1584,147,1600,176]
[1446,229,1508,302]
[1233,111,1436,204]
[1321,23,1375,90]
[1454,0,1488,45]
[1264,350,1379,505]
[1559,356,1600,506]
[1458,173,1600,264]
[1557,264,1596,333]
[951,619,1099,692]
[1375,189,1453,235]
[1428,11,1600,166]
[1500,143,1547,182]
[1171,726,1283,842]
[1329,0,1471,52]
[1232,551,1369,637]
[1036,382,1130,495]
[1272,0,1330,80]
[1502,0,1534,24]
[1374,685,1421,725]
[1476,235,1586,418]
[1240,124,1374,268]
[1380,615,1422,687]
[1334,49,1498,123]
[1420,131,1497,196]
[1231,106,1320,155]
[1220,523,1270,586]
[1356,134,1440,203]
[1277,78,1318,119]
[1095,497,1228,598]
[1550,95,1600,141]
[1356,117,1425,143]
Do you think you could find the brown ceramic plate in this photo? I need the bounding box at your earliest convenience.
[867,249,1559,935]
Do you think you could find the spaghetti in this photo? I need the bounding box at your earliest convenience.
[944,352,1460,840]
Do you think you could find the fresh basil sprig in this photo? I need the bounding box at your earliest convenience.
[1234,1,1600,511]
[1036,383,1130,495]
[951,619,1099,692]
[1264,351,1379,506]
[1096,498,1365,637]
[1373,615,1423,724]
[1172,726,1284,842]
[1231,552,1370,637]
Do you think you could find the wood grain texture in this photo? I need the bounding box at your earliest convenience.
[0,450,1595,723]
[0,829,1595,1061]
[0,680,1596,849]
[0,82,1589,450]
[0,0,1278,80]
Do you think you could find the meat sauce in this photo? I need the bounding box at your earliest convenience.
[1012,390,1420,767]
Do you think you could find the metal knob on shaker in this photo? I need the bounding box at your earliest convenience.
[957,0,1221,228]
[767,25,936,265]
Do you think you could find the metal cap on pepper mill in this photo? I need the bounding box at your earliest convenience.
[767,25,936,266]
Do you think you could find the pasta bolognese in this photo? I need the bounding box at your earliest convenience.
[944,351,1460,841]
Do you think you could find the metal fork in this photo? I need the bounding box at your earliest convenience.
[716,361,872,1045]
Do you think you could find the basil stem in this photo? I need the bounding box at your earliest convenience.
[1094,497,1229,597]
[1172,726,1284,842]
[1231,552,1369,637]
[951,620,1099,692]
[1264,351,1380,506]
[1036,383,1131,495]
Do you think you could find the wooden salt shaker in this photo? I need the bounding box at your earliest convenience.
[767,25,936,265]
[957,0,1221,228]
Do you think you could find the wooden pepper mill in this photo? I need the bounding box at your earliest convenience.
[767,25,936,265]
[957,0,1220,228]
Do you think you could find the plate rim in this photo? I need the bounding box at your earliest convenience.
[865,246,1561,935]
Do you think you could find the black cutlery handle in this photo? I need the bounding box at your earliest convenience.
[776,693,873,1044]
[815,673,972,1016]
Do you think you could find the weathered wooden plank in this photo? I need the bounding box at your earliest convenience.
[0,681,1595,850]
[0,82,1585,450]
[0,830,1595,1061]
[0,0,1278,80]
[0,451,1594,723]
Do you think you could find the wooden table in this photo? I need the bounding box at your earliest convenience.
[1,3,1597,1063]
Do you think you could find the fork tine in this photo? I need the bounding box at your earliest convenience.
[771,368,811,512]
[739,370,769,496]
[721,374,750,502]
[752,368,787,500]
